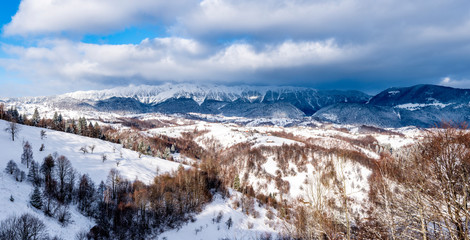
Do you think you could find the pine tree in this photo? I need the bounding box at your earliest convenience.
[164,147,171,159]
[94,122,102,138]
[77,118,82,135]
[17,114,23,124]
[233,175,241,191]
[5,160,18,174]
[21,141,34,168]
[53,112,58,122]
[57,113,63,131]
[28,160,41,187]
[53,112,59,129]
[30,186,43,209]
[21,114,28,125]
[32,108,40,126]
[7,107,19,122]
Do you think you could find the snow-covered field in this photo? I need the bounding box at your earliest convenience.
[160,192,282,240]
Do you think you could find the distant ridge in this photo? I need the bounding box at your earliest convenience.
[3,83,470,127]
[314,84,470,127]
[2,83,370,118]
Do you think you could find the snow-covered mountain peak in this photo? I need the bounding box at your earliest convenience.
[59,83,314,104]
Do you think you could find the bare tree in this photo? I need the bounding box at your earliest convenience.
[55,155,74,203]
[4,121,20,141]
[89,144,96,154]
[21,141,34,168]
[79,146,88,154]
[416,126,470,240]
[40,130,46,140]
[0,213,49,240]
[106,168,121,200]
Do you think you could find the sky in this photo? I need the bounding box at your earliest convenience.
[1,0,470,97]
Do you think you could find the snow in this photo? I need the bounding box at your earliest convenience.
[262,157,278,176]
[0,171,94,239]
[159,193,283,240]
[321,113,338,122]
[0,120,182,185]
[395,102,451,111]
[51,83,308,106]
[0,120,184,239]
[0,111,427,239]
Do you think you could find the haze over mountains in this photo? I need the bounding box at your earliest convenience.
[2,83,469,128]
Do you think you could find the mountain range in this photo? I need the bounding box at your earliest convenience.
[2,83,470,128]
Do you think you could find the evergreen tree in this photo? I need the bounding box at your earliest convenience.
[53,112,58,123]
[32,108,40,126]
[21,114,28,125]
[0,103,4,119]
[94,122,102,138]
[164,147,171,159]
[53,112,59,129]
[28,160,42,187]
[138,142,144,153]
[233,174,241,191]
[7,107,19,122]
[5,160,18,174]
[88,122,94,137]
[30,186,43,209]
[21,141,34,168]
[57,113,63,131]
[17,114,23,124]
[77,118,82,135]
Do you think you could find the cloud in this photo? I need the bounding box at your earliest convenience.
[176,0,470,43]
[0,37,364,95]
[3,0,197,36]
[3,0,470,96]
[439,77,470,89]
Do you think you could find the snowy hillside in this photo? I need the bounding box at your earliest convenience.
[0,120,182,239]
[0,120,181,184]
[0,119,289,239]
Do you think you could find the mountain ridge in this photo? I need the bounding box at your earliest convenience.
[2,83,371,118]
[3,83,470,127]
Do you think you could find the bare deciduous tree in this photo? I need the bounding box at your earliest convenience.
[55,155,74,203]
[89,144,96,154]
[40,130,46,140]
[79,146,88,154]
[0,213,49,240]
[4,121,20,141]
